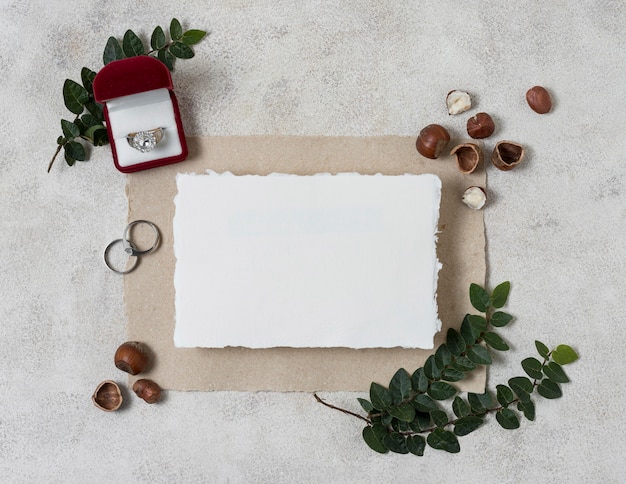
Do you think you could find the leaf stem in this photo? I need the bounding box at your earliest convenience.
[47,144,62,173]
[313,393,372,425]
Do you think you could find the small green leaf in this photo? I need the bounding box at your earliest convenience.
[157,48,176,71]
[483,332,510,351]
[181,29,207,45]
[80,67,97,95]
[409,412,430,432]
[453,416,484,436]
[469,283,490,312]
[362,426,388,454]
[446,328,466,356]
[517,399,536,421]
[151,26,166,50]
[388,403,415,423]
[357,398,374,413]
[490,311,513,328]
[170,18,183,40]
[170,41,194,59]
[508,376,533,402]
[57,136,66,145]
[64,140,86,161]
[80,113,101,129]
[552,345,579,365]
[84,126,108,146]
[383,433,409,454]
[535,340,550,358]
[427,429,460,453]
[452,356,476,372]
[496,408,520,429]
[61,119,80,139]
[491,281,511,308]
[460,314,480,344]
[63,79,89,115]
[452,396,470,418]
[122,29,145,57]
[468,392,492,413]
[543,361,569,383]
[423,355,441,380]
[389,368,412,404]
[435,344,452,368]
[521,357,544,380]
[406,435,426,456]
[381,413,393,426]
[496,384,515,406]
[84,100,104,121]
[411,368,429,393]
[64,152,76,167]
[370,382,392,410]
[430,410,449,428]
[103,36,125,65]
[466,344,492,365]
[412,394,439,413]
[428,381,456,401]
[468,314,487,333]
[391,418,411,433]
[537,379,562,399]
[441,368,465,383]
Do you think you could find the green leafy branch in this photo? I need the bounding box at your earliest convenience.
[314,282,579,456]
[48,19,207,172]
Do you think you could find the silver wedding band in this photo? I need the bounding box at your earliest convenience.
[126,127,164,152]
[104,220,161,274]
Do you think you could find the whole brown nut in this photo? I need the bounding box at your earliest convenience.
[450,143,483,174]
[491,141,525,171]
[133,379,162,404]
[526,86,552,114]
[114,341,149,375]
[92,380,123,412]
[466,113,495,139]
[416,124,450,159]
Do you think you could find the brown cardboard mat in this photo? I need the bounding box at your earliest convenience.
[125,136,486,392]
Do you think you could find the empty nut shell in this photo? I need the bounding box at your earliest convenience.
[491,141,525,171]
[114,341,149,375]
[416,124,451,159]
[450,143,483,174]
[526,86,552,114]
[133,379,162,404]
[466,112,495,139]
[92,380,123,412]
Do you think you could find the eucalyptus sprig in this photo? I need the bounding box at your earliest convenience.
[48,18,207,172]
[315,282,578,456]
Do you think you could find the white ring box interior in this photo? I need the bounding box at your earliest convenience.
[107,88,183,169]
[173,172,442,349]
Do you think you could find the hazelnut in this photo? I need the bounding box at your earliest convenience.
[466,112,495,139]
[416,124,450,159]
[446,90,471,115]
[462,186,487,210]
[133,379,162,404]
[450,143,483,174]
[114,341,149,375]
[92,380,123,412]
[491,141,525,171]
[526,86,552,114]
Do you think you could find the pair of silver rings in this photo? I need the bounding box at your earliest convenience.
[104,220,161,275]
[126,127,165,153]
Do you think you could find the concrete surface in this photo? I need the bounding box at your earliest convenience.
[1,1,624,482]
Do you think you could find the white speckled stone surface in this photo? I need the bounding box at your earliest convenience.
[1,1,624,482]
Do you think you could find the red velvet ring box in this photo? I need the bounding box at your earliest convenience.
[93,56,188,173]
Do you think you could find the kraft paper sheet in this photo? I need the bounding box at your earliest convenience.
[125,136,486,392]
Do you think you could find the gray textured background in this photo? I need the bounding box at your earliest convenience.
[1,1,624,482]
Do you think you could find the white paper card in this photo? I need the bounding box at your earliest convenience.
[173,172,442,349]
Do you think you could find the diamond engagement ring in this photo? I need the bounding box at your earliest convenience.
[127,128,164,152]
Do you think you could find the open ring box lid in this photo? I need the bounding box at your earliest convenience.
[93,56,188,173]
